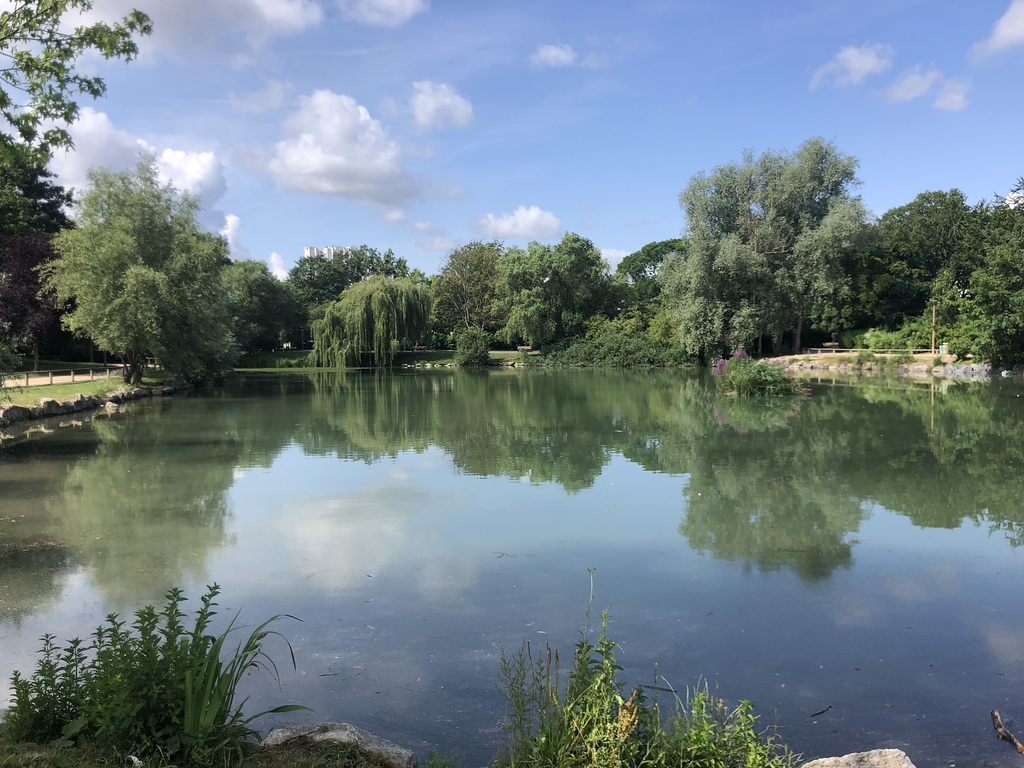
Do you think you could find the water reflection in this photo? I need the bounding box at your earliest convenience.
[3,369,1024,766]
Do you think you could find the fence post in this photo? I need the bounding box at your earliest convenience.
[24,373,29,386]
[71,370,75,383]
[49,371,53,384]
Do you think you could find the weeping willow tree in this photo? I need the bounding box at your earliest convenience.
[311,276,432,367]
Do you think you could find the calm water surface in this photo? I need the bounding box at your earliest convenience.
[3,369,1024,767]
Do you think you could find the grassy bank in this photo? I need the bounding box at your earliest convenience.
[2,373,170,408]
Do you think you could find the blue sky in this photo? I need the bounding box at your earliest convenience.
[43,0,1024,277]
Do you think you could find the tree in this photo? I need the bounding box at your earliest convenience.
[0,233,59,366]
[432,240,503,337]
[664,138,865,359]
[42,155,236,385]
[224,260,300,353]
[498,232,610,348]
[0,1,151,152]
[0,142,73,234]
[311,275,431,367]
[968,189,1024,363]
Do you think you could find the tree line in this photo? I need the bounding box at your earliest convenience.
[3,137,1023,386]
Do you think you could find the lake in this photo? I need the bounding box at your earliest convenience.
[2,368,1024,767]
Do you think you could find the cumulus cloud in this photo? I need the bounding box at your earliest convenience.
[810,43,894,89]
[266,89,418,207]
[601,248,630,269]
[336,0,428,26]
[477,205,561,239]
[268,252,289,280]
[48,108,149,193]
[529,43,578,69]
[220,215,251,260]
[933,78,970,111]
[882,66,943,103]
[229,80,292,114]
[971,0,1024,58]
[410,81,473,132]
[47,108,233,233]
[82,0,322,56]
[417,236,458,252]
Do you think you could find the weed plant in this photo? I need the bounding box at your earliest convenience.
[496,574,797,768]
[713,351,808,397]
[4,584,307,767]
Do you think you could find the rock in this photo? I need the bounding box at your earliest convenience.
[105,401,120,414]
[802,749,916,768]
[0,404,31,426]
[262,722,417,768]
[37,398,62,415]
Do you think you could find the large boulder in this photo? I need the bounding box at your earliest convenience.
[803,749,916,768]
[262,722,417,768]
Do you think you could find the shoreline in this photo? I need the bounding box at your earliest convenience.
[0,375,191,445]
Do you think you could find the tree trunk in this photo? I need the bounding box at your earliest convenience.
[793,312,804,355]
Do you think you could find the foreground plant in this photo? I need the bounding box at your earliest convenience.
[4,584,307,767]
[496,574,797,768]
[713,350,809,397]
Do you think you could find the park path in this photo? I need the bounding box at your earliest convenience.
[2,367,125,389]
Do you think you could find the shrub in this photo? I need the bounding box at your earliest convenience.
[534,326,692,368]
[454,328,492,366]
[496,575,798,768]
[713,350,808,397]
[4,585,306,767]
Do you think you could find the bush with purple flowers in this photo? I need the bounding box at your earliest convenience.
[712,350,809,397]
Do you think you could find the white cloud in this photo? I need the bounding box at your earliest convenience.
[933,79,971,111]
[477,205,561,239]
[336,0,428,26]
[382,209,409,223]
[268,252,289,280]
[810,43,894,89]
[156,148,227,204]
[266,89,418,207]
[220,215,251,260]
[971,0,1024,58]
[882,66,943,103]
[48,108,150,193]
[529,43,578,70]
[48,108,232,233]
[82,0,322,55]
[229,80,292,114]
[417,236,458,252]
[410,81,473,132]
[601,248,630,269]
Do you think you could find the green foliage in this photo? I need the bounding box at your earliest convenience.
[287,245,409,310]
[224,260,300,354]
[533,325,691,368]
[497,577,797,768]
[713,351,808,397]
[433,240,505,338]
[665,138,865,361]
[4,584,306,767]
[311,276,431,367]
[0,143,73,235]
[0,1,152,151]
[454,327,492,366]
[42,155,237,385]
[498,232,612,348]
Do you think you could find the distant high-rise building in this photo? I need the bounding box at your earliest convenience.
[303,246,355,260]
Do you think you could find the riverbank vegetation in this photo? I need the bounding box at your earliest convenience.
[2,126,1023,383]
[3,585,305,768]
[3,582,796,768]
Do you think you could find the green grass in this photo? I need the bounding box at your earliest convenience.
[2,373,168,408]
[4,585,306,768]
[496,574,798,768]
